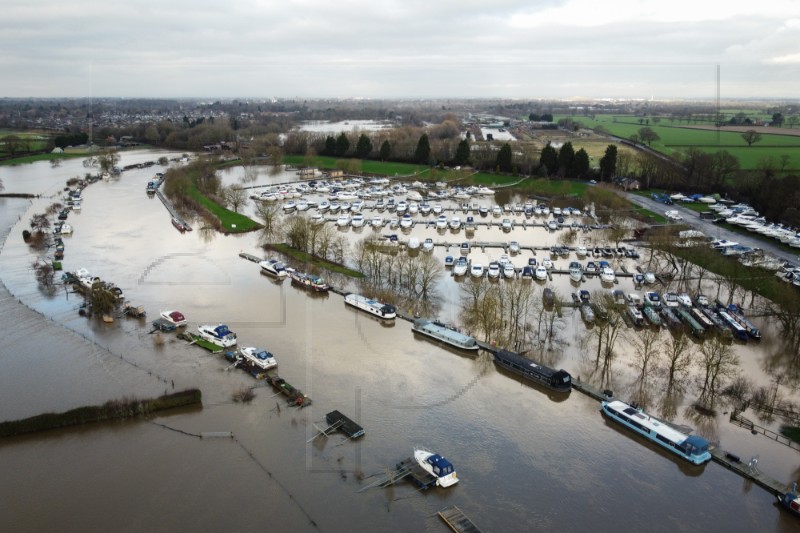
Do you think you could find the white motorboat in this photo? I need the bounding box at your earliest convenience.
[238,346,277,371]
[502,263,516,278]
[371,215,384,228]
[400,214,413,229]
[644,272,656,284]
[160,310,187,327]
[351,214,365,228]
[449,216,461,230]
[487,262,501,279]
[414,448,459,487]
[336,214,351,227]
[600,267,615,284]
[423,238,434,252]
[310,213,325,225]
[502,219,512,231]
[576,246,588,258]
[436,215,448,229]
[470,263,484,278]
[197,324,237,348]
[259,259,288,279]
[535,266,548,280]
[569,262,583,282]
[453,257,469,276]
[476,186,494,196]
[407,237,420,250]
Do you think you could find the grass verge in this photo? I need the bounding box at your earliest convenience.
[267,242,364,278]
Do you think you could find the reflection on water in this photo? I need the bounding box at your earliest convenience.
[0,151,799,532]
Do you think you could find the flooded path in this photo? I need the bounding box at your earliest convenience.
[0,152,798,532]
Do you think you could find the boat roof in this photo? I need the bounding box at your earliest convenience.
[414,319,477,347]
[493,349,568,379]
[604,400,694,444]
[426,453,454,471]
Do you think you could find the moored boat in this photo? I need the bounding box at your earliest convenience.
[344,293,396,319]
[600,399,712,465]
[412,318,479,351]
[289,270,330,292]
[491,349,572,393]
[197,324,237,348]
[413,448,458,487]
[234,346,277,374]
[259,259,288,279]
[160,310,187,327]
[779,486,800,518]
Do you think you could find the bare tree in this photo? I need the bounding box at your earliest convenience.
[32,260,56,294]
[660,332,694,395]
[255,201,283,243]
[696,336,740,411]
[222,185,248,213]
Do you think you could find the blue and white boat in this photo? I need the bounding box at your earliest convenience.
[344,293,396,319]
[601,400,711,465]
[414,448,458,488]
[237,346,277,372]
[259,259,288,279]
[197,324,237,348]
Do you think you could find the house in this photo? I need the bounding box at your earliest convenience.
[612,176,641,191]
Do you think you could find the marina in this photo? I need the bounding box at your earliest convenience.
[0,151,798,532]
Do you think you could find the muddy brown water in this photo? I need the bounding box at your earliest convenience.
[0,152,798,532]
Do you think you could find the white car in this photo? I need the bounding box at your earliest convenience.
[470,263,484,278]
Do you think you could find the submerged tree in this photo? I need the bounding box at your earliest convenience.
[696,336,740,411]
[255,201,282,243]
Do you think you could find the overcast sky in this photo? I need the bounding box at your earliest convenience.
[2,0,798,100]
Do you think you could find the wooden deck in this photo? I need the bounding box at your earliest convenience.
[710,448,788,497]
[438,506,483,533]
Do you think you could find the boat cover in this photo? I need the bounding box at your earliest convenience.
[426,454,454,476]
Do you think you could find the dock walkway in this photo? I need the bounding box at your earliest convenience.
[438,506,483,533]
[710,448,788,497]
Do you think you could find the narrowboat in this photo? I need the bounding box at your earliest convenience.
[411,319,479,351]
[601,400,712,465]
[491,349,572,393]
[344,293,396,320]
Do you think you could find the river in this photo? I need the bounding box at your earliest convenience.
[0,150,798,532]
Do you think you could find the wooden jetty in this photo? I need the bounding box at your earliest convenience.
[239,252,262,263]
[357,457,438,492]
[438,506,483,533]
[710,448,788,497]
[571,378,614,402]
[309,411,365,442]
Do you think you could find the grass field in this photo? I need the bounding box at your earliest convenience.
[283,155,427,177]
[554,114,800,170]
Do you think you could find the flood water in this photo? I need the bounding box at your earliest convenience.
[1,151,799,532]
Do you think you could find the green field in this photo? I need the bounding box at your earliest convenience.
[554,114,800,171]
[283,155,427,177]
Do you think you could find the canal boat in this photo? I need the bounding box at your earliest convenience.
[627,304,645,326]
[660,307,682,329]
[160,310,187,327]
[642,305,662,327]
[724,306,762,340]
[289,270,329,292]
[580,303,595,323]
[717,310,749,341]
[197,324,237,348]
[414,448,459,488]
[600,400,712,465]
[259,259,288,279]
[491,349,572,393]
[411,318,479,351]
[344,293,396,319]
[674,307,705,337]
